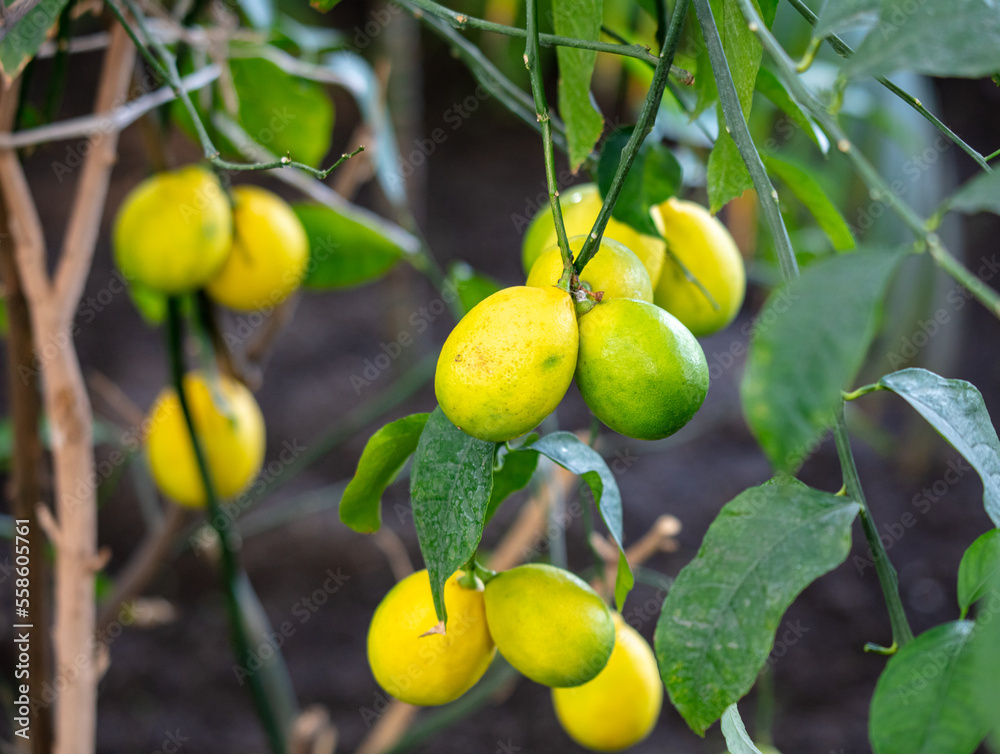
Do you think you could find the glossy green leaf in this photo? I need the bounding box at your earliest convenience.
[762,154,855,251]
[943,170,1000,218]
[229,56,334,168]
[707,108,754,214]
[321,52,406,208]
[958,529,1000,618]
[446,262,502,317]
[721,705,764,754]
[741,248,906,473]
[598,127,683,236]
[340,413,430,533]
[970,570,1000,737]
[293,204,405,290]
[485,446,540,524]
[869,620,988,754]
[878,368,1000,528]
[553,0,604,170]
[754,67,826,152]
[410,408,496,624]
[0,0,71,80]
[846,0,1000,80]
[527,432,634,611]
[813,0,880,38]
[656,480,860,735]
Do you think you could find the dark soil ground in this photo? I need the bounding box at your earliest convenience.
[2,10,1000,754]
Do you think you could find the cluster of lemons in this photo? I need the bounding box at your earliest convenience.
[435,183,745,443]
[114,166,310,508]
[368,563,662,751]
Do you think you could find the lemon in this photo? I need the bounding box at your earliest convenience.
[145,372,265,508]
[114,166,233,294]
[552,614,663,751]
[522,184,665,286]
[367,570,496,706]
[435,286,578,442]
[651,198,746,337]
[526,236,653,304]
[206,185,309,311]
[576,299,708,441]
[484,563,614,687]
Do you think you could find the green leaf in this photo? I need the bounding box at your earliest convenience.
[276,14,346,56]
[446,262,502,317]
[762,154,855,251]
[321,52,406,208]
[846,0,1000,80]
[229,56,334,168]
[878,368,1000,528]
[309,0,344,12]
[741,247,906,473]
[293,204,405,290]
[340,413,430,533]
[527,432,634,611]
[485,446,540,524]
[869,620,989,754]
[970,570,1000,738]
[958,530,1000,618]
[598,127,683,236]
[721,705,764,754]
[553,0,604,170]
[707,110,754,214]
[410,408,496,624]
[656,480,860,735]
[754,67,827,152]
[0,0,71,80]
[813,0,880,38]
[943,170,1000,218]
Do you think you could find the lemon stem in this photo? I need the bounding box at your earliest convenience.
[524,0,574,286]
[573,0,689,275]
[165,297,291,753]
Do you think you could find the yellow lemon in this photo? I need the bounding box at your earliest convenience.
[575,299,708,441]
[521,184,665,286]
[145,372,265,508]
[484,563,614,687]
[206,185,309,311]
[114,166,232,294]
[526,236,653,304]
[367,570,496,706]
[651,198,746,336]
[552,614,663,751]
[435,286,578,442]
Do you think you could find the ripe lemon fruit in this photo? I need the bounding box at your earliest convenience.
[206,185,309,311]
[651,198,746,337]
[526,236,653,305]
[367,570,496,706]
[576,299,709,441]
[521,184,665,286]
[552,614,662,751]
[435,286,578,442]
[146,372,265,508]
[114,166,232,294]
[484,563,614,687]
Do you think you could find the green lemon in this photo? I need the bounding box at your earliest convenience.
[114,166,233,294]
[526,236,653,305]
[435,286,578,442]
[575,299,709,440]
[522,184,665,286]
[484,563,614,687]
[651,197,746,336]
[367,570,495,706]
[552,614,663,751]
